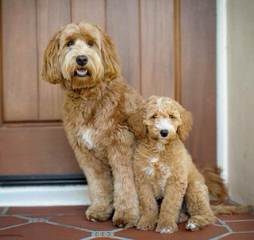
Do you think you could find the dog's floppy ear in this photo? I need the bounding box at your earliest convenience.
[177,104,193,141]
[96,26,120,80]
[41,31,62,84]
[128,105,147,139]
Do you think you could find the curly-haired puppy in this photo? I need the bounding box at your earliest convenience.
[41,22,143,227]
[131,96,215,233]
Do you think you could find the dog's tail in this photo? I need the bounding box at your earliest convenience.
[202,167,252,214]
[202,167,228,203]
[211,204,252,215]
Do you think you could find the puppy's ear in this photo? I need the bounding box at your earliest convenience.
[96,26,120,80]
[177,104,193,141]
[41,31,62,84]
[128,105,147,139]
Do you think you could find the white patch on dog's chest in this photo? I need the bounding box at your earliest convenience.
[143,155,172,196]
[81,128,95,149]
[159,164,171,191]
[143,157,159,176]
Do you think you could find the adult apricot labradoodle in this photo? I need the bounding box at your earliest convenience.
[132,96,215,233]
[41,22,143,227]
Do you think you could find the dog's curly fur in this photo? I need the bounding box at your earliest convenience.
[132,96,215,233]
[41,22,143,227]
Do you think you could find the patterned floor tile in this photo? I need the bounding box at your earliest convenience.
[0,222,90,240]
[1,206,254,240]
[0,216,27,229]
[227,220,254,232]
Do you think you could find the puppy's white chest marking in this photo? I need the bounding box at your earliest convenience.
[143,155,171,192]
[81,128,95,149]
[143,157,159,176]
[159,164,171,191]
[144,166,154,176]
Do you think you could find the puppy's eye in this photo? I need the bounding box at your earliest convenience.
[87,40,94,47]
[151,114,157,119]
[169,114,175,119]
[66,40,74,47]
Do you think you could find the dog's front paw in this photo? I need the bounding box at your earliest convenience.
[137,215,157,231]
[185,214,215,231]
[156,220,178,234]
[113,207,139,228]
[185,220,200,231]
[86,204,113,222]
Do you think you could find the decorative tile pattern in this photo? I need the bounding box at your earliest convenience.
[0,206,253,240]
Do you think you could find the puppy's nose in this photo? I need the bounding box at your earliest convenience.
[76,55,88,66]
[160,129,169,137]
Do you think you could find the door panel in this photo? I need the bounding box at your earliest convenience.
[72,0,106,28]
[37,0,70,120]
[2,0,38,121]
[140,0,174,97]
[107,0,140,91]
[0,0,216,184]
[181,0,216,168]
[0,125,78,175]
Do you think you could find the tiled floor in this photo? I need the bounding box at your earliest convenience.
[0,206,254,240]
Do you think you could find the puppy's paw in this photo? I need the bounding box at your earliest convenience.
[185,214,215,231]
[156,220,178,234]
[86,204,113,222]
[113,207,139,228]
[185,220,200,231]
[136,216,157,231]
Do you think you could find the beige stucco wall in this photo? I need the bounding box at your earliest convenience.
[227,0,254,205]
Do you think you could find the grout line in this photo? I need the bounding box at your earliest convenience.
[216,217,233,233]
[0,222,30,231]
[224,219,254,223]
[209,232,232,240]
[46,220,93,233]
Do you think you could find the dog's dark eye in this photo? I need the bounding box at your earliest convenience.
[66,40,74,47]
[169,114,175,119]
[87,40,94,47]
[151,114,157,119]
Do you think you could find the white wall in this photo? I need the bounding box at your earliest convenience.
[226,0,254,205]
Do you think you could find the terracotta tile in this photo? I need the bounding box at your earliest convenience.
[50,214,117,231]
[0,222,90,240]
[8,206,85,217]
[227,220,254,232]
[222,233,254,239]
[219,213,254,221]
[0,216,27,228]
[115,223,227,240]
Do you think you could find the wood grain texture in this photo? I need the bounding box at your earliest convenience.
[140,0,174,97]
[0,126,80,175]
[0,1,3,125]
[37,0,70,120]
[71,0,105,29]
[180,0,216,167]
[107,0,140,91]
[2,0,38,121]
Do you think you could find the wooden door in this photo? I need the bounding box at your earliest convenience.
[0,0,216,185]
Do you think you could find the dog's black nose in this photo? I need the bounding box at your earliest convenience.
[76,55,88,66]
[160,129,169,137]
